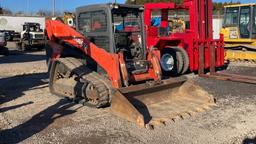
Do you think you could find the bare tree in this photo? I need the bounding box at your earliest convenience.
[15,11,26,16]
[36,9,52,17]
[0,7,13,15]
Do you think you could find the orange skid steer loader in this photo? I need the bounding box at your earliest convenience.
[45,3,215,128]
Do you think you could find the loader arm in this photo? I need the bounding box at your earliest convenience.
[46,20,122,88]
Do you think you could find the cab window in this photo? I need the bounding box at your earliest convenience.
[239,6,250,38]
[78,10,107,33]
[224,7,239,26]
[252,6,256,37]
[78,10,110,52]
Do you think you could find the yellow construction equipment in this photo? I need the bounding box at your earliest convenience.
[63,12,75,28]
[221,3,256,62]
[52,12,75,28]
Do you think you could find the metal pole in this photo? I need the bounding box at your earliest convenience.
[53,0,55,17]
[1,0,3,8]
[61,0,63,13]
[26,0,29,15]
[0,0,2,15]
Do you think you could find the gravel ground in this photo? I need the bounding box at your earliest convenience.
[0,45,256,144]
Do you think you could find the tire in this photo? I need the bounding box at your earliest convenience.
[24,44,32,51]
[0,47,9,55]
[160,48,184,76]
[174,47,190,74]
[5,35,11,41]
[9,36,13,41]
[3,47,9,55]
[37,45,44,51]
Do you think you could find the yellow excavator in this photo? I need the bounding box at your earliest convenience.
[63,12,75,28]
[53,12,75,28]
[221,3,256,62]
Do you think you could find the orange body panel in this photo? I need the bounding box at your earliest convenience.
[46,20,162,88]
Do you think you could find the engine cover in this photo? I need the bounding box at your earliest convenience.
[126,60,149,74]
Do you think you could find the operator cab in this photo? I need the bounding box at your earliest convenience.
[77,4,147,75]
[112,5,145,60]
[223,4,256,39]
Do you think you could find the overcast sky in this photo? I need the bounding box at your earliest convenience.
[0,0,254,13]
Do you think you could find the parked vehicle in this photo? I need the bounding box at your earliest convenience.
[0,30,20,41]
[0,16,45,41]
[0,32,9,55]
[18,22,45,51]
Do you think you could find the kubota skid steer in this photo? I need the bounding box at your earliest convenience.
[45,4,215,128]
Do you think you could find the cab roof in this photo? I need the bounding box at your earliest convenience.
[76,3,144,13]
[224,3,256,8]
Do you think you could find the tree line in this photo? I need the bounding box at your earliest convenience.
[0,7,65,17]
[0,1,242,16]
[125,0,241,14]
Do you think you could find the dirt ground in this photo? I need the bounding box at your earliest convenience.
[0,44,256,144]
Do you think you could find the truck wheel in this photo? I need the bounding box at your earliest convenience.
[9,36,13,41]
[0,47,9,55]
[5,35,11,41]
[3,47,9,55]
[160,48,183,76]
[171,47,190,74]
[39,45,45,51]
[24,44,32,51]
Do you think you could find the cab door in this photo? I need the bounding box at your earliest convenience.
[252,5,256,39]
[239,6,251,38]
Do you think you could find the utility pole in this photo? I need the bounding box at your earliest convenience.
[0,0,2,15]
[61,0,63,13]
[53,0,55,17]
[26,0,29,15]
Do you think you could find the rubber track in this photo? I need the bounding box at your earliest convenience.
[57,57,112,107]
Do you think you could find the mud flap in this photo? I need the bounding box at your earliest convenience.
[111,76,216,128]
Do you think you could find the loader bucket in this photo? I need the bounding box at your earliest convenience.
[111,77,215,128]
